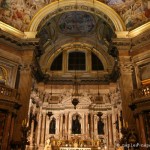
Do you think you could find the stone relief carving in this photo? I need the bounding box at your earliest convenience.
[119,57,134,73]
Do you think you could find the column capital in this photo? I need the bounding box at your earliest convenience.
[119,58,134,74]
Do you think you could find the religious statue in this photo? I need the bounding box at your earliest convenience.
[44,138,52,150]
[72,115,81,134]
[49,117,56,134]
[98,118,104,135]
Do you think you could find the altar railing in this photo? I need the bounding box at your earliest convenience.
[0,83,19,102]
[60,147,91,150]
[131,85,150,100]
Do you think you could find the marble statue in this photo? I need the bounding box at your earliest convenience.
[44,138,52,150]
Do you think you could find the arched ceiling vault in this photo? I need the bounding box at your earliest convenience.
[1,0,150,39]
[28,0,125,32]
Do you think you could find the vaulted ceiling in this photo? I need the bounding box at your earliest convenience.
[0,0,150,31]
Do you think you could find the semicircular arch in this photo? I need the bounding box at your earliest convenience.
[40,42,114,74]
[28,0,125,32]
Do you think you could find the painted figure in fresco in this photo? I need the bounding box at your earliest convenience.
[98,118,104,135]
[72,115,81,134]
[49,117,56,134]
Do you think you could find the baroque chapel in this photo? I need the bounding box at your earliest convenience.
[0,0,150,150]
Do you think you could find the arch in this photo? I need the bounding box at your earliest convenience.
[40,42,114,73]
[28,0,125,32]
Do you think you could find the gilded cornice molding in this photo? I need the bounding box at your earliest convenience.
[113,29,150,52]
[0,29,39,50]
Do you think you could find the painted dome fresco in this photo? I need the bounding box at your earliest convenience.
[58,11,95,34]
[0,0,150,31]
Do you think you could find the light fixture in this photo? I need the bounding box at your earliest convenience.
[72,70,80,109]
[72,98,79,109]
[95,71,103,104]
[72,59,79,109]
[48,72,53,117]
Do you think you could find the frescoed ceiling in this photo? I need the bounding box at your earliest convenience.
[0,0,150,31]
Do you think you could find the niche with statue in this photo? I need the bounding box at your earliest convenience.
[72,114,81,134]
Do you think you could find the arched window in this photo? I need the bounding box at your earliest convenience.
[68,51,86,70]
[91,53,104,70]
[50,53,63,71]
[49,117,56,134]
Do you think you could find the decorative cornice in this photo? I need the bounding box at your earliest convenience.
[113,30,150,51]
[0,29,39,49]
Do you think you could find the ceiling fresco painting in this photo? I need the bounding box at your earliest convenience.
[58,12,95,34]
[0,0,150,31]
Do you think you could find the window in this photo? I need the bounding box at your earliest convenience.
[50,53,62,70]
[92,52,104,70]
[68,51,86,70]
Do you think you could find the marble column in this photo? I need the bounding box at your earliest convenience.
[104,116,108,148]
[65,113,68,139]
[85,113,89,138]
[119,56,135,128]
[30,120,34,146]
[108,114,113,147]
[40,113,46,145]
[93,114,97,140]
[68,113,72,139]
[82,113,85,137]
[118,110,122,139]
[112,106,116,143]
[37,112,42,145]
[90,113,94,139]
[56,115,60,136]
[60,114,63,138]
[139,113,146,145]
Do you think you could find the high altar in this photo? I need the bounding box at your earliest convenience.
[26,86,123,150]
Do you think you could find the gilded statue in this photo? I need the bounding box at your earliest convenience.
[44,138,52,150]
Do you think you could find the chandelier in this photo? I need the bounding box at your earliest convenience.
[72,73,79,109]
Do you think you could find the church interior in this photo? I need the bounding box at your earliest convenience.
[0,0,150,150]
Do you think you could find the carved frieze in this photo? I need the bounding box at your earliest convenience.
[0,29,39,49]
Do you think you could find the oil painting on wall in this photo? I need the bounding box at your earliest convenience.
[139,62,150,81]
[59,11,95,35]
